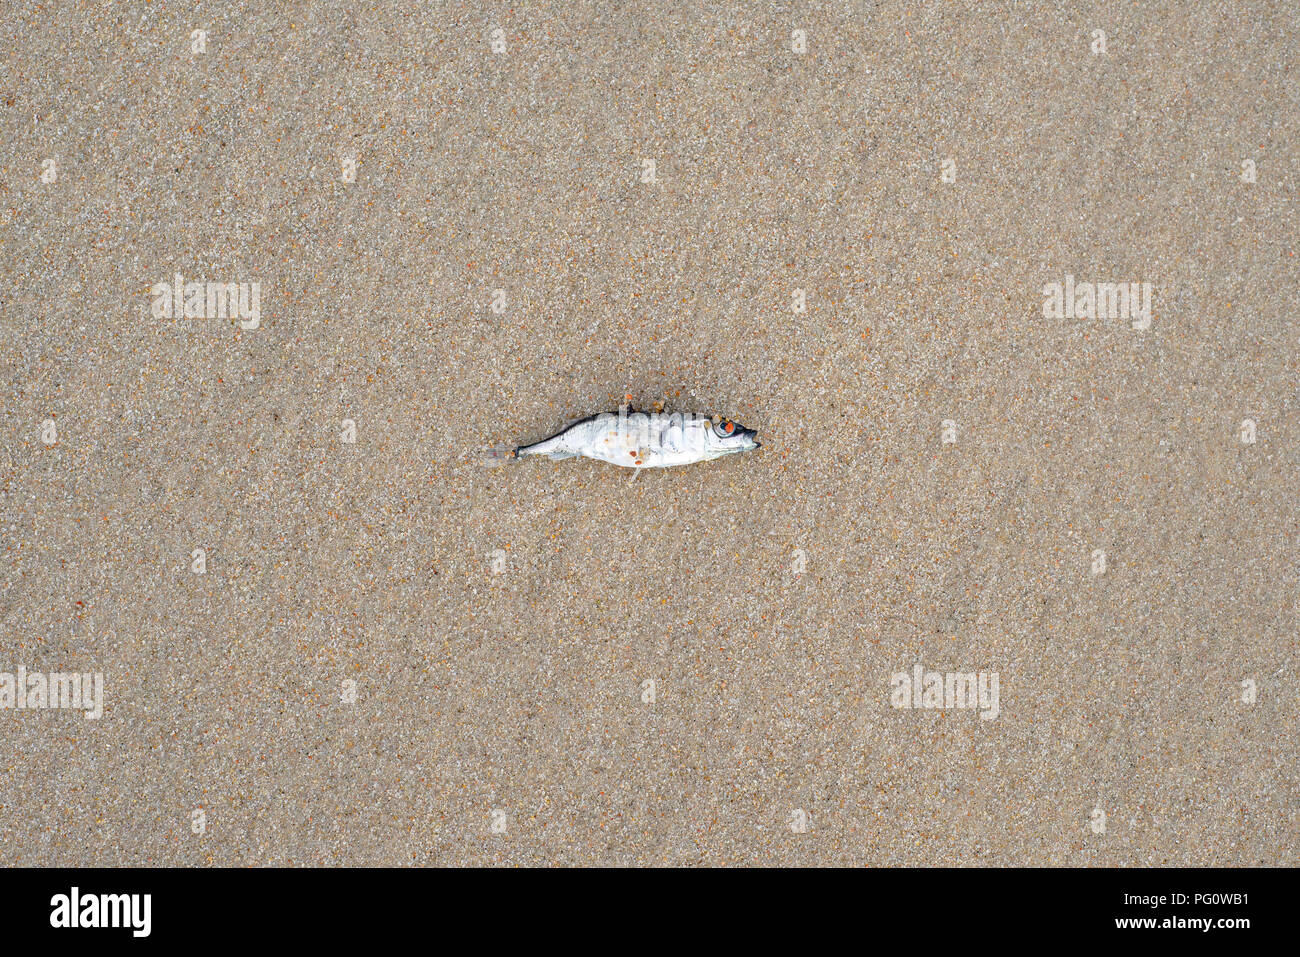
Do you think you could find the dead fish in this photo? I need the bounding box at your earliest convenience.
[509,409,760,468]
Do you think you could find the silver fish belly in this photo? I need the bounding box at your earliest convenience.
[515,411,760,468]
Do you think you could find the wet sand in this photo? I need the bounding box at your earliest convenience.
[1,1,1296,865]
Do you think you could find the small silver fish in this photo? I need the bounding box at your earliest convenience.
[511,409,760,469]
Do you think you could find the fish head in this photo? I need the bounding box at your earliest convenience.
[705,416,761,455]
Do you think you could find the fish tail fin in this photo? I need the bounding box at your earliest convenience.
[478,445,521,468]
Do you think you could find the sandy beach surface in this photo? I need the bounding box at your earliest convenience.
[1,1,1296,865]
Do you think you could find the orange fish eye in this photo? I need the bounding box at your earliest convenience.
[723,421,735,434]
